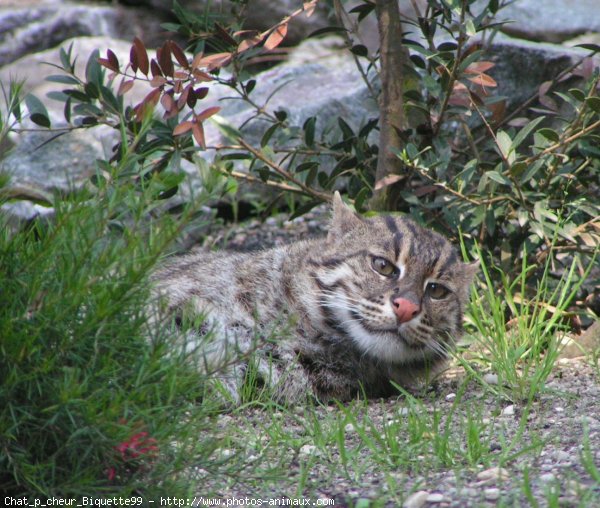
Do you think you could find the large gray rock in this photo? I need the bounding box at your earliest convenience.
[0,129,103,194]
[487,35,590,109]
[0,0,166,67]
[491,0,600,43]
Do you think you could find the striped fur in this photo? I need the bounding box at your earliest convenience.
[152,193,478,403]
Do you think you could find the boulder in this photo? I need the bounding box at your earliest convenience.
[487,35,590,109]
[0,0,166,67]
[490,0,600,44]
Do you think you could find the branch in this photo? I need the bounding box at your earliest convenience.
[371,0,410,210]
[237,138,332,203]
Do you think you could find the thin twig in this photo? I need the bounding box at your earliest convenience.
[238,138,332,203]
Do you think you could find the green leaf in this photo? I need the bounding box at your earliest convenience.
[465,19,477,36]
[25,93,51,127]
[338,117,354,139]
[485,170,511,186]
[350,44,368,57]
[85,49,102,87]
[308,26,348,38]
[353,187,370,212]
[303,116,316,147]
[537,128,560,142]
[496,130,513,161]
[511,117,545,150]
[290,199,321,220]
[295,161,318,173]
[585,96,600,113]
[46,75,80,85]
[211,115,242,143]
[260,123,279,148]
[568,88,586,102]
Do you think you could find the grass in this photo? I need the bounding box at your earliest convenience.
[0,162,224,497]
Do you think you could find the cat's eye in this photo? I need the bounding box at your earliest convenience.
[371,256,398,277]
[426,282,450,299]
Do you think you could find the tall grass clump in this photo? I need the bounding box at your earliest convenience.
[0,169,218,497]
[462,237,598,401]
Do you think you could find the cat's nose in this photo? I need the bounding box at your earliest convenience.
[392,297,420,323]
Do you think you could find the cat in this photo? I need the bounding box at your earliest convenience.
[152,192,478,404]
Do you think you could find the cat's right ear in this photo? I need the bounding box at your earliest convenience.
[328,191,364,242]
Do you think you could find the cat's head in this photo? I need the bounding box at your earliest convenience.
[314,192,478,364]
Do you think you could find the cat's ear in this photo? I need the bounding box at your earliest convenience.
[462,260,480,284]
[328,191,363,242]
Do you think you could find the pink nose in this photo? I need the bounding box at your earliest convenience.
[392,297,420,323]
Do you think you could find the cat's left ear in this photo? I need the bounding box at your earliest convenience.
[328,191,364,242]
[462,260,480,284]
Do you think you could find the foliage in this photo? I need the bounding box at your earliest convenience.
[0,133,223,496]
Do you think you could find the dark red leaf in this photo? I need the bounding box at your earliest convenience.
[118,79,135,96]
[168,40,189,69]
[150,59,163,78]
[196,106,221,122]
[173,120,194,136]
[132,37,149,75]
[194,87,209,100]
[158,42,174,77]
[107,49,119,71]
[177,84,191,110]
[192,122,206,148]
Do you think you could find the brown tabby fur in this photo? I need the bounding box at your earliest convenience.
[152,193,478,403]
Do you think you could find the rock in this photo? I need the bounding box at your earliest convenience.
[559,321,600,359]
[1,130,103,194]
[476,467,510,483]
[501,404,515,416]
[298,444,318,457]
[486,35,590,110]
[539,473,556,483]
[0,36,147,116]
[425,492,445,503]
[489,0,600,43]
[445,392,456,401]
[483,373,499,385]
[208,35,378,147]
[0,0,163,68]
[402,490,429,508]
[483,488,500,501]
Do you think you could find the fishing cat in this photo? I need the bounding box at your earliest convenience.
[152,192,478,403]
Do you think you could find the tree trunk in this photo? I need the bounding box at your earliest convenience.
[370,0,410,211]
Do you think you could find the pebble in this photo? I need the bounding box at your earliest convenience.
[501,404,515,416]
[426,492,445,503]
[299,444,318,456]
[402,491,429,508]
[483,373,499,385]
[477,467,510,483]
[344,423,356,433]
[540,473,556,483]
[484,488,500,501]
[554,450,570,462]
[445,393,456,401]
